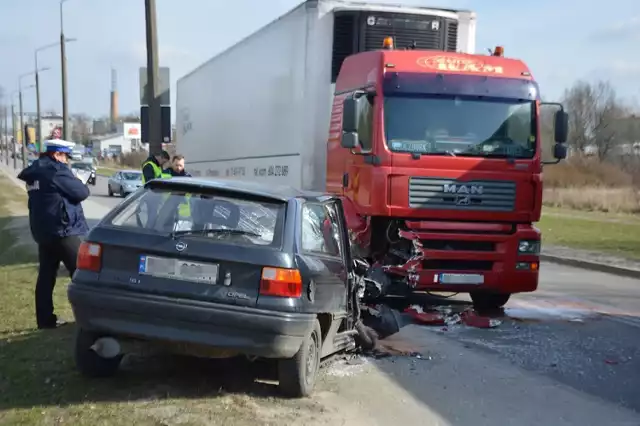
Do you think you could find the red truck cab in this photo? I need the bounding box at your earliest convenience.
[326,41,568,309]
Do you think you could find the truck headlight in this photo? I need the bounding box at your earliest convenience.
[518,240,540,254]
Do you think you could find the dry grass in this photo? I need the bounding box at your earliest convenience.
[542,157,640,213]
[543,187,640,214]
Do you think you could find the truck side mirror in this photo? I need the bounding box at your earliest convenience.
[554,110,568,143]
[342,97,359,133]
[553,143,567,160]
[341,132,359,149]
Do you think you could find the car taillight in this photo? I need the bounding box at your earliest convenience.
[77,242,102,272]
[260,267,302,298]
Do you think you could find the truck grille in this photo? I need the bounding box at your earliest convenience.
[409,178,516,212]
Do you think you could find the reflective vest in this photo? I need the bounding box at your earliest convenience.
[141,160,171,184]
[142,160,189,217]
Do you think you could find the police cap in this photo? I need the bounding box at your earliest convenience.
[44,139,75,155]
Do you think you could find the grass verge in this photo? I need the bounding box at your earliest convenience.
[95,167,117,177]
[0,173,326,425]
[539,208,640,260]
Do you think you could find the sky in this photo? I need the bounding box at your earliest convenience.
[1,0,639,120]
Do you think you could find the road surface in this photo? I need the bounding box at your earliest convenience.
[3,164,640,424]
[89,173,125,211]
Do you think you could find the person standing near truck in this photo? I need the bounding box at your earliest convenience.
[166,154,192,177]
[141,150,171,184]
[17,139,90,329]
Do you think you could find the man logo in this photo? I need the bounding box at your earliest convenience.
[443,184,483,195]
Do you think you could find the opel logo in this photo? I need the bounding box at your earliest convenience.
[175,241,187,252]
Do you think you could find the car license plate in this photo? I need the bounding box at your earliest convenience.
[139,255,218,284]
[437,273,484,285]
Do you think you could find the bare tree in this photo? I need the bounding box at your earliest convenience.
[70,113,92,145]
[562,80,630,161]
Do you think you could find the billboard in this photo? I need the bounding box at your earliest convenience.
[123,122,141,140]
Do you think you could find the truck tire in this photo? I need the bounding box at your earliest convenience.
[278,319,322,398]
[470,292,511,311]
[75,328,123,378]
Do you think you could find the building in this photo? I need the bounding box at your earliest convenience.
[89,134,132,157]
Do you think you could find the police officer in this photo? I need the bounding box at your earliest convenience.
[18,139,90,329]
[141,150,171,184]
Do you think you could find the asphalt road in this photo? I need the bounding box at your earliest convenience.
[89,173,127,211]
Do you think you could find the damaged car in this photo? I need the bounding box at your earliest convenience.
[67,177,376,397]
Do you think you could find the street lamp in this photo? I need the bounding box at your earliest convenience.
[60,0,72,140]
[36,38,76,151]
[19,71,44,169]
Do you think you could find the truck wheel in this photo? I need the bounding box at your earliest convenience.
[75,328,123,378]
[470,292,511,311]
[278,319,322,398]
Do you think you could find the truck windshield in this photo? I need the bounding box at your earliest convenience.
[384,95,536,159]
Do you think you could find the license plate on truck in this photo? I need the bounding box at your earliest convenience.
[436,273,484,285]
[139,255,219,284]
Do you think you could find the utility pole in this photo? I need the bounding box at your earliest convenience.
[0,105,4,162]
[19,90,26,169]
[11,102,16,169]
[145,0,162,156]
[4,106,8,166]
[60,0,70,140]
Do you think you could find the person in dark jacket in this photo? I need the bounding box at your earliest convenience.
[166,154,192,177]
[18,139,90,329]
[141,150,171,184]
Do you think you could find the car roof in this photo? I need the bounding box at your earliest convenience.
[147,177,333,203]
[116,169,142,174]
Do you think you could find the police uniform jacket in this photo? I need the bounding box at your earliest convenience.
[18,156,90,244]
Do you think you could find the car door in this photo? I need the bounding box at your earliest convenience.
[111,172,121,191]
[298,200,349,313]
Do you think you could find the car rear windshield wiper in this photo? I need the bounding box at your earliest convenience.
[170,228,262,239]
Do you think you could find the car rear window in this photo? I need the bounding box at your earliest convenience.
[108,187,285,247]
[121,172,141,180]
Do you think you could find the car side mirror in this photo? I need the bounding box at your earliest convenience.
[554,110,569,143]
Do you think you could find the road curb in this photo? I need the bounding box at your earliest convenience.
[540,253,640,279]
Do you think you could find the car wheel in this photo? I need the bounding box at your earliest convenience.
[470,291,511,311]
[278,319,322,398]
[107,185,113,197]
[74,328,123,378]
[120,188,126,197]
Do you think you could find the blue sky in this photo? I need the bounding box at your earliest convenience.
[1,0,638,119]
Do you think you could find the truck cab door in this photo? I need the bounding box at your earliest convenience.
[343,94,375,211]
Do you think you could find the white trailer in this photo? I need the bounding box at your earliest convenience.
[176,0,476,191]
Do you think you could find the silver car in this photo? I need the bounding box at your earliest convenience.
[107,170,143,197]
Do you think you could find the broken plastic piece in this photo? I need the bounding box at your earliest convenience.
[405,306,446,326]
[461,310,501,328]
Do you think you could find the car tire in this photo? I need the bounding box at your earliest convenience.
[74,328,123,378]
[120,188,126,198]
[470,291,511,311]
[278,319,322,398]
[107,185,113,197]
